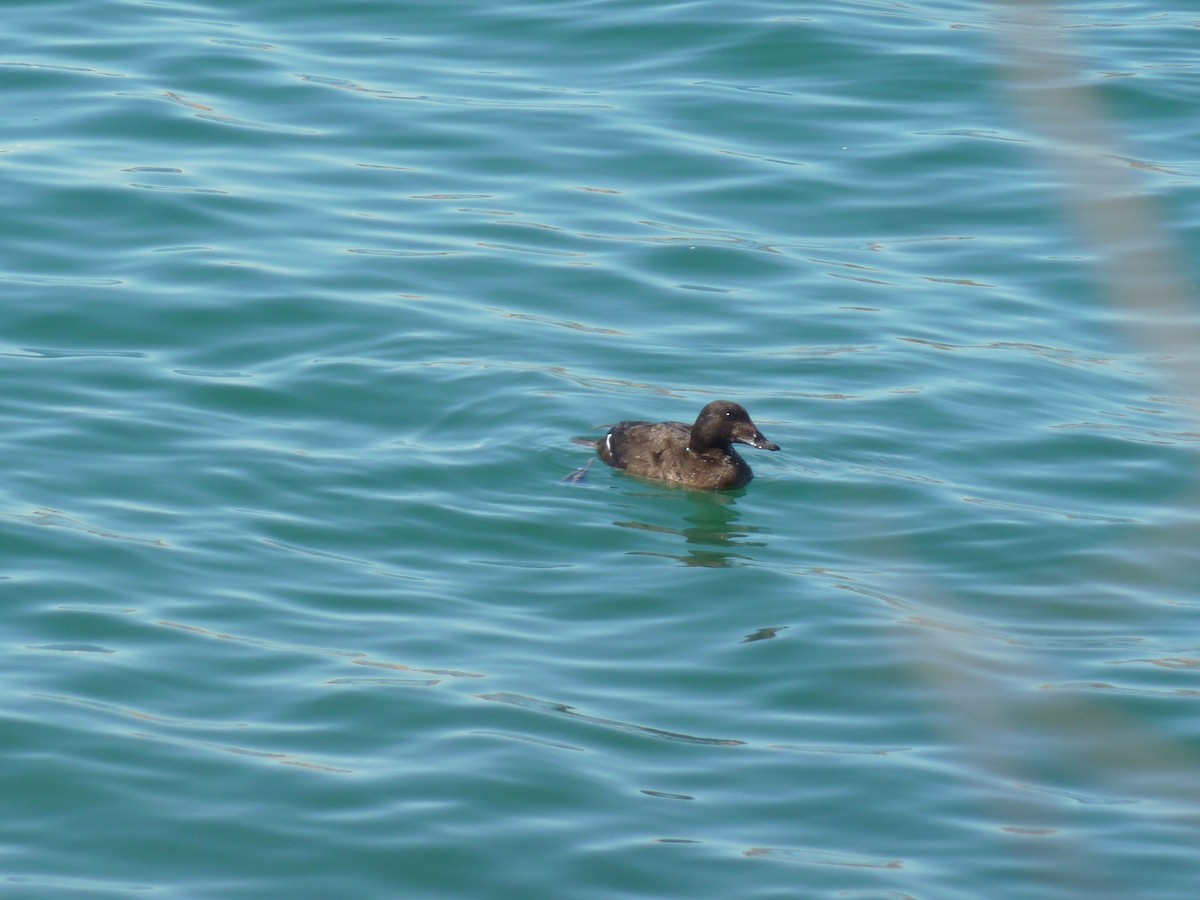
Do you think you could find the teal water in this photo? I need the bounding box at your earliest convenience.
[4,1,1199,896]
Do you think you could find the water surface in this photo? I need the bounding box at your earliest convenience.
[3,1,1199,897]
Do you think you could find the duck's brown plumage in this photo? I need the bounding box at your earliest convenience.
[596,400,779,491]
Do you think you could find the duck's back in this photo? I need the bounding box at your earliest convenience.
[599,420,688,469]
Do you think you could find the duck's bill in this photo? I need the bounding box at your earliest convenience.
[738,433,780,451]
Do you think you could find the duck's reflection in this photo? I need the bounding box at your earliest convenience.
[614,489,769,567]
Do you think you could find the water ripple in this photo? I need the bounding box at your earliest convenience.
[744,847,904,869]
[477,692,744,746]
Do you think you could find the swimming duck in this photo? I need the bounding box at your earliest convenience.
[597,400,779,490]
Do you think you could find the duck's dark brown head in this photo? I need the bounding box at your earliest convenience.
[689,401,780,453]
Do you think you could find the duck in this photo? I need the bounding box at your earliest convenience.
[596,400,779,490]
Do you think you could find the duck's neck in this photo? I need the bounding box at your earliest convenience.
[687,437,729,456]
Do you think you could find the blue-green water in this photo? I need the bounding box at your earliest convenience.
[4,1,1199,896]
